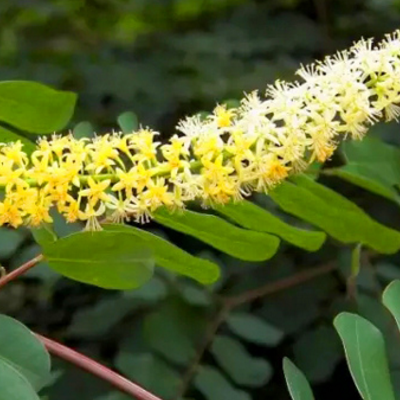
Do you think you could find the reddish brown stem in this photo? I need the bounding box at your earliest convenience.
[37,334,163,400]
[0,254,43,289]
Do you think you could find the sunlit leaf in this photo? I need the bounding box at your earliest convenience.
[270,175,400,253]
[43,231,154,289]
[154,208,280,261]
[103,224,220,284]
[0,81,76,133]
[215,201,326,251]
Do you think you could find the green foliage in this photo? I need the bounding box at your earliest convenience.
[283,358,315,400]
[0,81,76,133]
[117,111,139,133]
[270,175,400,253]
[154,207,280,261]
[0,315,50,399]
[42,231,154,289]
[215,201,326,251]
[103,223,220,284]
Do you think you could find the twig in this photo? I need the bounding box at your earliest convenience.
[226,262,336,307]
[175,262,336,398]
[174,303,230,399]
[37,334,163,400]
[0,254,43,289]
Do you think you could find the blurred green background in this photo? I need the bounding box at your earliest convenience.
[2,0,400,399]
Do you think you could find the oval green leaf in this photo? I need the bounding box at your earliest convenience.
[226,312,284,346]
[215,201,326,251]
[0,359,40,400]
[117,111,139,133]
[154,208,280,261]
[103,224,220,284]
[0,81,77,133]
[43,230,154,289]
[72,121,95,139]
[334,312,396,400]
[270,175,400,254]
[211,335,272,387]
[194,365,251,400]
[283,358,315,400]
[382,280,400,330]
[0,314,50,391]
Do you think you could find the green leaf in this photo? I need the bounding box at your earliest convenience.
[117,111,138,133]
[0,314,51,391]
[103,224,220,284]
[0,127,36,155]
[226,312,284,346]
[180,284,212,307]
[194,365,251,400]
[123,277,167,302]
[0,81,77,133]
[0,227,25,259]
[283,358,315,400]
[210,335,272,387]
[270,175,400,254]
[215,201,326,251]
[66,296,140,338]
[334,312,396,400]
[43,231,154,289]
[326,164,400,204]
[342,137,400,186]
[115,352,180,399]
[31,224,58,248]
[0,359,40,400]
[293,326,342,383]
[144,309,196,366]
[154,208,280,261]
[382,280,400,330]
[73,121,94,139]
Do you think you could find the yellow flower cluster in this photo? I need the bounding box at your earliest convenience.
[1,30,400,229]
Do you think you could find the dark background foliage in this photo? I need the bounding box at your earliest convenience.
[1,0,400,399]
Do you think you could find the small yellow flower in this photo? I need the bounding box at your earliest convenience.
[79,177,111,205]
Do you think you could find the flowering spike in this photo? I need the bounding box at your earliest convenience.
[1,30,400,229]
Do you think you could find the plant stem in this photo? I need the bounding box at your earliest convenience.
[37,334,163,400]
[0,254,43,289]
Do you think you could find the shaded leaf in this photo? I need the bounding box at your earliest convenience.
[293,325,342,383]
[103,224,220,284]
[123,276,167,302]
[154,208,280,261]
[215,201,326,251]
[194,365,251,400]
[0,314,51,391]
[283,358,315,400]
[73,121,94,139]
[226,312,284,346]
[334,312,395,400]
[43,231,154,289]
[117,111,139,133]
[116,352,180,399]
[0,81,76,133]
[0,227,25,259]
[211,335,272,387]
